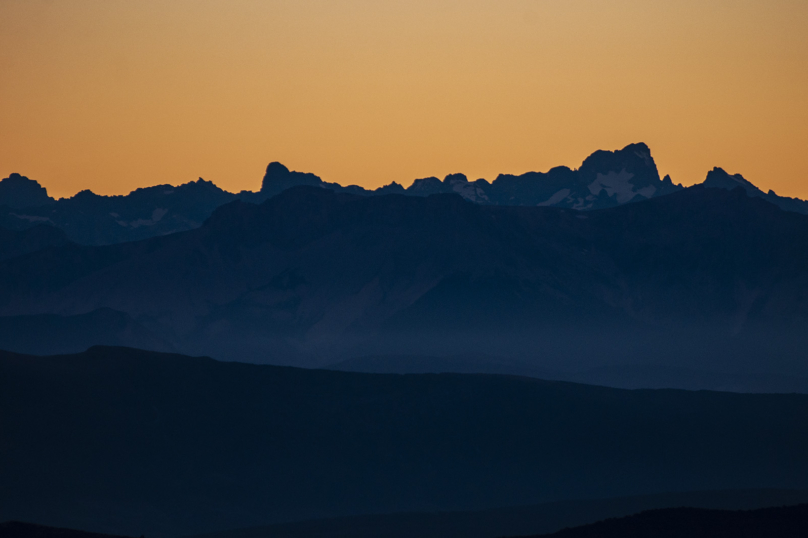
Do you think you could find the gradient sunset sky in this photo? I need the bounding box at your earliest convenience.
[2,0,807,199]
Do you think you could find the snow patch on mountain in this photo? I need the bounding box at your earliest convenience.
[117,208,169,229]
[10,213,52,223]
[538,189,572,207]
[589,170,638,204]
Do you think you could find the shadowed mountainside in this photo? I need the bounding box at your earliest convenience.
[3,346,808,537]
[0,177,237,245]
[1,183,808,390]
[0,309,174,356]
[0,225,69,261]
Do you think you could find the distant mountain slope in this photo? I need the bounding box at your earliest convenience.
[0,225,69,260]
[524,504,808,538]
[3,346,808,537]
[0,177,236,245]
[1,183,807,385]
[703,166,808,214]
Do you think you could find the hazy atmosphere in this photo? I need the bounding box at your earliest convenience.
[4,2,808,538]
[2,0,807,198]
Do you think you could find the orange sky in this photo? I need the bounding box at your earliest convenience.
[1,0,807,199]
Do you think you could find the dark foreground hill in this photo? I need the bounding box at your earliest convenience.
[327,355,808,394]
[0,521,131,538]
[189,490,808,538]
[524,503,808,538]
[3,346,808,537]
[2,182,808,391]
[7,493,808,538]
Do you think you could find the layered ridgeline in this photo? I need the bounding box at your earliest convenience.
[3,346,808,537]
[1,183,808,390]
[4,142,806,245]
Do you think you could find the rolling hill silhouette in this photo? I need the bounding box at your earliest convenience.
[3,346,808,537]
[521,504,808,538]
[0,521,131,538]
[185,491,808,538]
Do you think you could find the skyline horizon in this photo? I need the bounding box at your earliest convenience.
[2,1,807,200]
[1,141,786,200]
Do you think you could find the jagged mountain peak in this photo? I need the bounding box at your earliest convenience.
[0,173,54,209]
[578,142,660,182]
[408,176,444,194]
[704,167,759,191]
[6,144,808,247]
[700,167,808,214]
[260,161,322,196]
[263,161,291,180]
[444,173,469,183]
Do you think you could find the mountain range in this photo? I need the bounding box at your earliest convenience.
[4,143,808,538]
[1,179,808,390]
[3,346,808,537]
[4,143,805,246]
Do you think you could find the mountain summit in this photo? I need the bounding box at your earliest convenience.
[0,173,54,209]
[482,142,681,209]
[3,143,806,245]
[259,161,324,197]
[703,166,808,214]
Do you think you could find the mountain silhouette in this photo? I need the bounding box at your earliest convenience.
[0,173,54,209]
[703,166,808,214]
[5,144,808,248]
[3,346,808,536]
[4,143,806,247]
[0,143,690,245]
[0,177,236,245]
[1,183,807,389]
